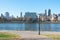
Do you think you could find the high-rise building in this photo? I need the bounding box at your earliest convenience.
[20,12,22,17]
[58,14,60,16]
[5,12,9,19]
[1,13,4,18]
[45,9,47,16]
[48,9,51,16]
[24,12,37,20]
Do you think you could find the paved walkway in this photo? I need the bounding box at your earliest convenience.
[19,31,53,40]
[0,30,55,40]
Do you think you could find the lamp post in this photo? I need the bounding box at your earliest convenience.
[38,14,40,35]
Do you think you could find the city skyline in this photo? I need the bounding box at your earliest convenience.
[0,10,58,18]
[0,0,60,17]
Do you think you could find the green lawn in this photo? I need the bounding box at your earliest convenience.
[42,34,60,40]
[0,32,20,39]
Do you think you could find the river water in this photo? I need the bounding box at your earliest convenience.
[0,23,60,31]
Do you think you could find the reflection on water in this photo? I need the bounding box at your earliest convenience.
[25,23,37,31]
[51,24,60,31]
[0,23,60,31]
[0,23,25,30]
[38,23,51,31]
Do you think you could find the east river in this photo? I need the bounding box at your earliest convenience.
[0,23,60,31]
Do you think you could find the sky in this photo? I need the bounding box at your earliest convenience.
[0,0,60,17]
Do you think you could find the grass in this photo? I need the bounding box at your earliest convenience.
[0,32,20,39]
[42,34,60,40]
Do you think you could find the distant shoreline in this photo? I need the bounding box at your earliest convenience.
[0,21,60,24]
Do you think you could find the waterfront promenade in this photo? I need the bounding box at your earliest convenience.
[0,30,57,40]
